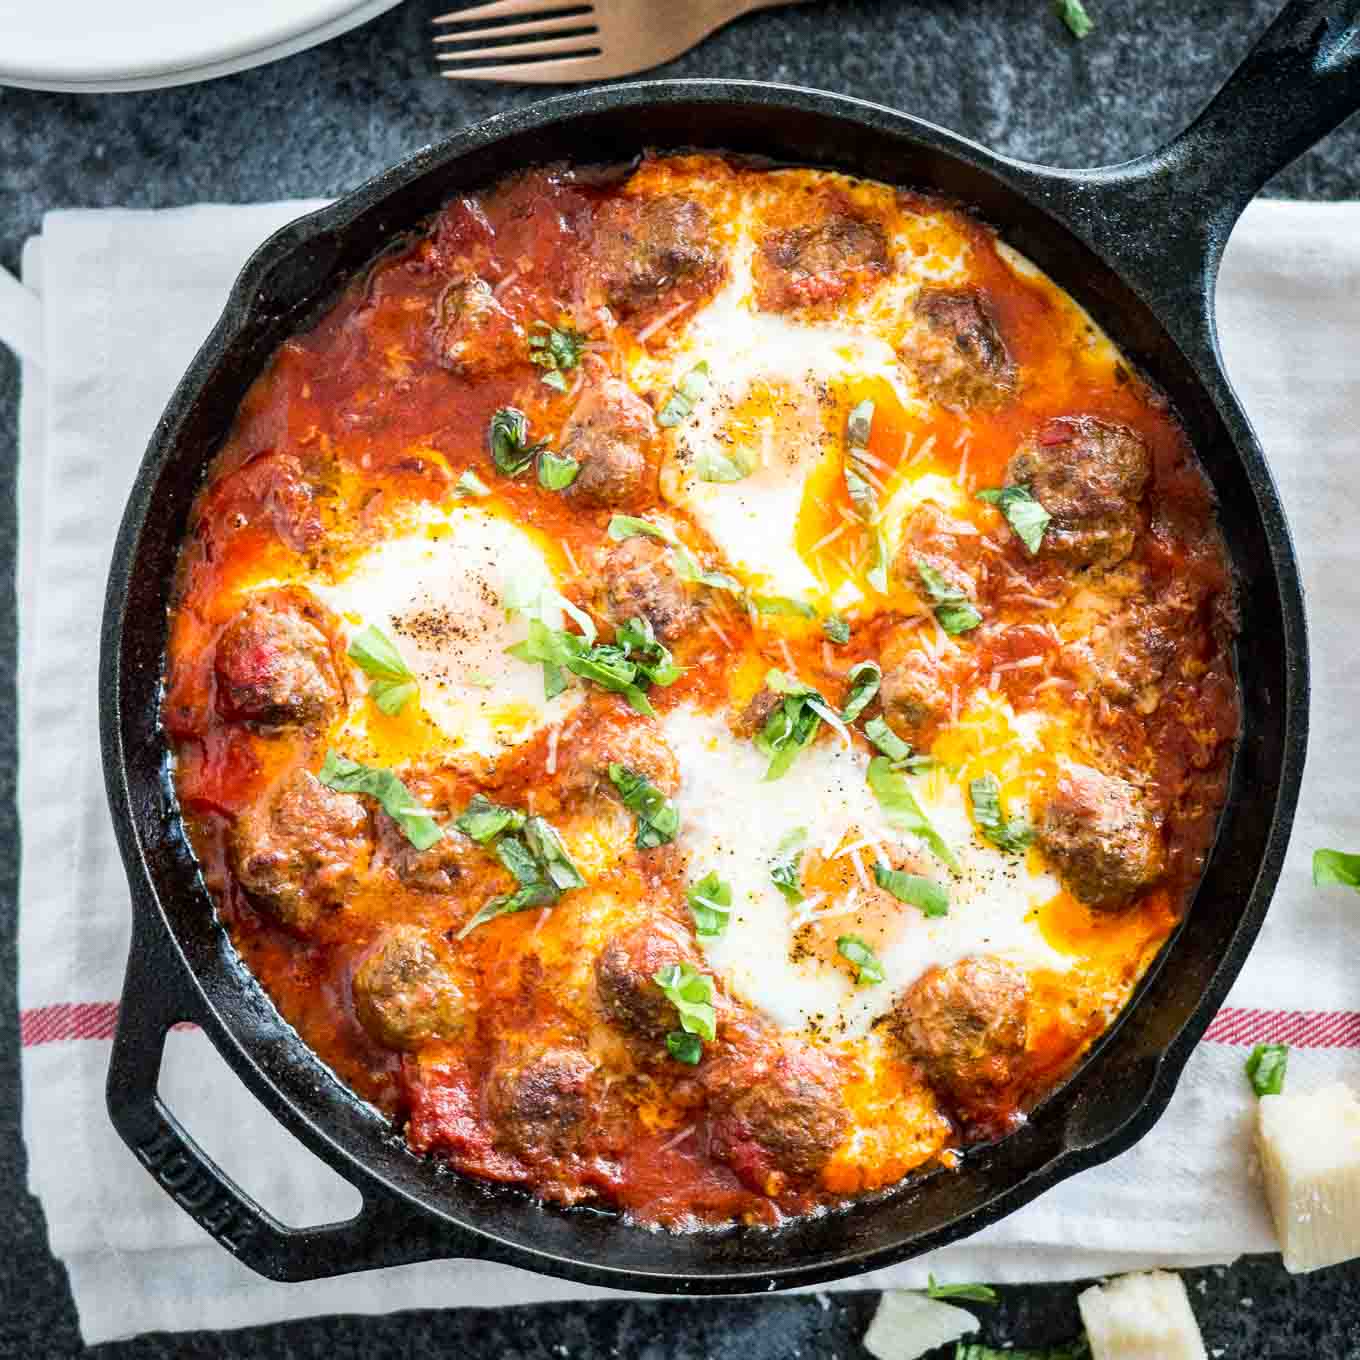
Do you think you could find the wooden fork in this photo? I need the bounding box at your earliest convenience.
[433,0,809,83]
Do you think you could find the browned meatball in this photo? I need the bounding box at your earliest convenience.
[595,919,697,1040]
[591,194,717,317]
[709,1040,848,1184]
[230,769,370,930]
[214,597,340,728]
[548,698,680,808]
[1038,764,1165,910]
[756,213,888,311]
[561,376,656,509]
[1007,417,1151,570]
[733,686,781,739]
[891,956,1029,1109]
[430,275,524,377]
[601,538,701,643]
[879,628,946,735]
[352,925,466,1050]
[485,1046,596,1161]
[892,503,981,597]
[908,287,1017,410]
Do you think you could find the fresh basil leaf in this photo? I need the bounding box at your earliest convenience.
[615,616,683,687]
[864,715,913,764]
[528,321,587,385]
[317,750,441,851]
[823,615,851,645]
[653,963,717,1042]
[489,406,547,477]
[658,361,711,428]
[872,861,949,917]
[687,871,732,937]
[842,400,890,595]
[695,444,758,484]
[609,763,680,850]
[523,815,587,891]
[349,625,413,682]
[754,672,827,781]
[368,677,417,716]
[495,833,543,887]
[917,558,982,635]
[927,1275,998,1303]
[969,773,1035,855]
[1053,0,1093,40]
[837,933,885,986]
[537,450,580,491]
[976,484,1052,556]
[1245,1042,1289,1097]
[672,548,742,593]
[454,794,526,844]
[752,594,817,619]
[454,468,490,498]
[840,660,882,723]
[607,514,676,545]
[456,880,558,940]
[867,756,960,872]
[1313,848,1360,889]
[770,828,807,905]
[846,398,874,450]
[666,1030,703,1065]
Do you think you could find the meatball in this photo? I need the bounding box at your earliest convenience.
[431,275,523,377]
[230,769,370,930]
[600,538,701,643]
[1007,417,1152,570]
[374,810,483,895]
[591,194,717,317]
[485,1046,596,1161]
[891,956,1029,1109]
[595,919,697,1040]
[549,698,680,808]
[1038,764,1165,910]
[217,451,324,553]
[561,376,657,509]
[214,597,340,727]
[908,287,1017,410]
[892,503,981,597]
[756,212,889,311]
[878,627,946,735]
[710,1039,848,1184]
[352,925,466,1050]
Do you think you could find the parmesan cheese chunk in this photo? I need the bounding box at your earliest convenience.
[862,1290,978,1360]
[1077,1271,1206,1360]
[1257,1081,1360,1273]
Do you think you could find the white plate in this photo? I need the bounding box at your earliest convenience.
[0,0,403,92]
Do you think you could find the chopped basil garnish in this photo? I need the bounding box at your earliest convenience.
[672,548,741,593]
[917,558,983,635]
[771,828,807,905]
[754,669,829,781]
[1245,1042,1289,1097]
[976,484,1052,556]
[654,962,717,1047]
[752,594,817,619]
[867,755,960,872]
[843,399,889,594]
[823,615,851,645]
[608,763,680,849]
[687,871,732,937]
[840,659,881,723]
[1054,0,1093,40]
[528,321,587,390]
[658,361,711,429]
[666,1031,704,1065]
[969,773,1035,855]
[453,800,584,938]
[926,1275,998,1303]
[454,793,526,844]
[317,750,440,850]
[489,406,547,478]
[537,450,580,491]
[454,468,490,498]
[615,615,683,686]
[607,514,675,544]
[347,624,418,716]
[837,933,885,986]
[695,443,758,484]
[1313,848,1360,889]
[864,715,914,765]
[872,861,949,917]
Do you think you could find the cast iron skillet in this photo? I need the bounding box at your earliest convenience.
[101,0,1352,1292]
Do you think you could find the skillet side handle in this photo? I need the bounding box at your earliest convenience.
[1034,1,1360,339]
[105,910,486,1282]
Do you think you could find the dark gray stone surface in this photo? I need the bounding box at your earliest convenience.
[1,0,1358,1354]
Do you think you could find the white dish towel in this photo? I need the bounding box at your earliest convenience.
[6,199,1360,1346]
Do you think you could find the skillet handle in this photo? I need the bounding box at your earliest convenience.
[105,911,487,1282]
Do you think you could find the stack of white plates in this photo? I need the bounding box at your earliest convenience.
[0,0,403,92]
